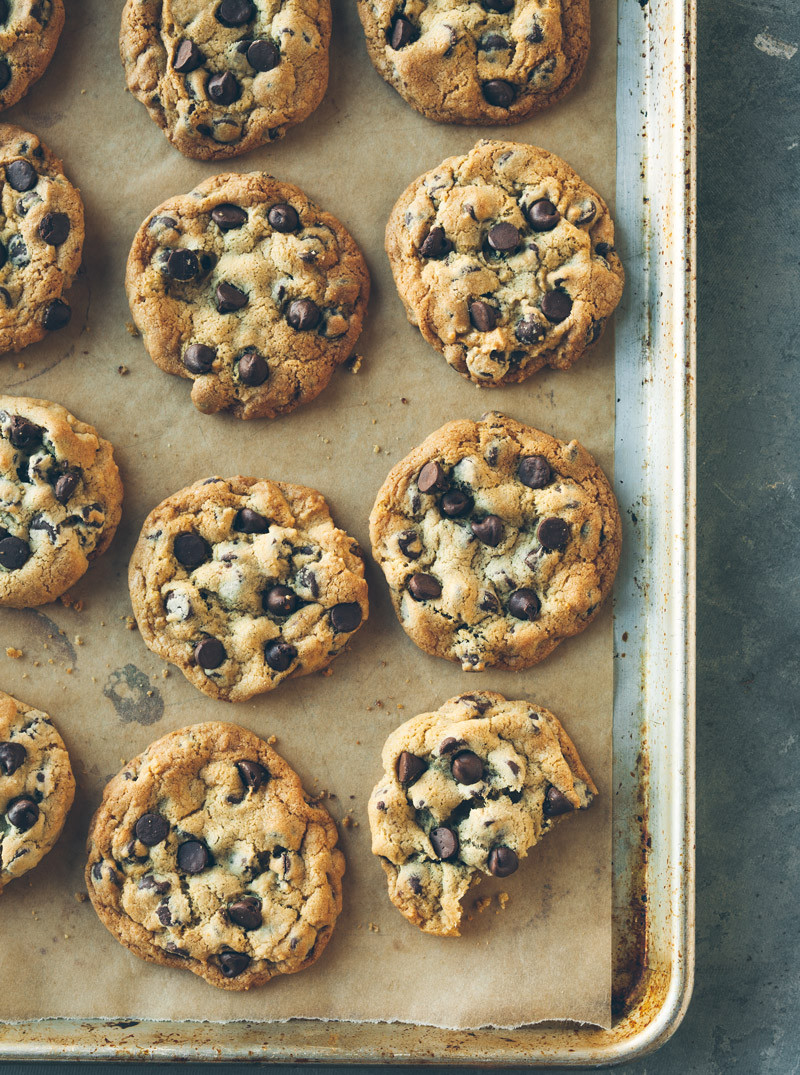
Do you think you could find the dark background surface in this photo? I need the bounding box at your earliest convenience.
[2,0,799,1070]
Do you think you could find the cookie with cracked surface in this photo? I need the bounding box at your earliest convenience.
[0,124,84,354]
[126,172,370,419]
[120,0,331,160]
[357,0,588,125]
[369,690,596,935]
[0,396,123,608]
[129,476,368,702]
[0,690,75,894]
[386,140,623,386]
[0,1,65,113]
[86,722,345,990]
[369,412,621,671]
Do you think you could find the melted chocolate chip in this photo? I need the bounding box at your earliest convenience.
[135,812,169,846]
[216,281,248,312]
[174,531,209,569]
[508,588,540,620]
[237,759,267,790]
[420,225,452,259]
[389,16,417,49]
[482,80,516,107]
[418,461,448,494]
[0,741,26,775]
[537,517,570,550]
[156,901,173,926]
[228,896,262,930]
[469,300,497,332]
[479,589,500,612]
[208,70,240,105]
[397,529,422,559]
[6,160,37,192]
[481,33,511,50]
[543,786,575,817]
[471,515,503,546]
[439,737,462,754]
[7,797,38,831]
[194,637,226,670]
[515,317,545,345]
[527,199,561,231]
[234,507,269,533]
[212,203,247,231]
[397,751,426,786]
[487,222,520,253]
[177,840,209,874]
[42,299,71,330]
[8,415,42,450]
[488,845,519,877]
[483,0,514,10]
[286,298,321,331]
[247,39,280,71]
[430,826,459,860]
[174,39,204,72]
[441,489,473,517]
[54,470,79,504]
[451,750,483,785]
[217,949,251,977]
[238,351,268,385]
[139,875,171,894]
[0,536,30,570]
[408,573,441,601]
[264,585,297,616]
[330,602,362,633]
[264,640,297,672]
[541,290,573,323]
[183,343,216,374]
[216,0,254,27]
[518,455,551,488]
[268,203,299,232]
[39,212,70,245]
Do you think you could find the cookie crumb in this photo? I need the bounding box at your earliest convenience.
[401,397,409,404]
[497,892,510,911]
[368,922,380,933]
[373,444,381,454]
[474,896,492,915]
[345,353,362,374]
[118,364,130,375]
[267,735,277,745]
[161,668,170,678]
[5,647,22,659]
[319,667,333,677]
[16,361,25,369]
[60,593,84,611]
[125,322,140,338]
[74,892,89,904]
[123,616,136,631]
[74,636,84,646]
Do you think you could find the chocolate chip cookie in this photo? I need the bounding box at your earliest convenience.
[369,413,621,671]
[358,0,588,125]
[0,690,75,894]
[86,722,345,990]
[129,476,369,702]
[0,1,65,113]
[369,690,595,935]
[386,139,623,386]
[126,172,369,420]
[120,0,331,160]
[0,396,123,608]
[0,125,84,354]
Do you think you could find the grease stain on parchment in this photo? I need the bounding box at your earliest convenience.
[103,665,164,725]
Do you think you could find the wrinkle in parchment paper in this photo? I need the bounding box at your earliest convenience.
[0,0,616,1031]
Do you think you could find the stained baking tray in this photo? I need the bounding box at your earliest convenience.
[0,0,695,1063]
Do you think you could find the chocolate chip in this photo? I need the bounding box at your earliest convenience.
[216,0,254,27]
[216,281,248,312]
[508,588,540,620]
[194,637,226,670]
[139,875,170,894]
[0,241,6,269]
[439,738,462,754]
[430,826,459,860]
[135,812,169,846]
[528,20,544,42]
[518,455,551,488]
[441,489,473,517]
[330,602,362,633]
[8,234,28,267]
[297,567,318,597]
[471,515,503,546]
[595,241,612,258]
[397,751,426,785]
[419,225,452,259]
[0,742,26,775]
[488,846,519,877]
[7,797,38,831]
[482,80,515,107]
[217,949,251,977]
[527,199,560,231]
[177,840,209,873]
[152,215,178,231]
[541,290,572,323]
[0,536,30,570]
[408,874,422,894]
[237,759,267,790]
[265,640,297,672]
[0,58,9,92]
[389,16,417,49]
[469,300,497,332]
[397,529,422,560]
[576,201,596,225]
[165,249,199,280]
[264,585,297,616]
[488,223,520,253]
[268,202,299,232]
[156,901,173,926]
[174,531,209,569]
[286,298,321,331]
[8,415,42,450]
[183,343,216,374]
[42,299,71,330]
[174,39,204,72]
[54,470,80,504]
[418,461,448,494]
[6,160,37,191]
[228,896,262,930]
[543,786,575,817]
[234,507,268,533]
[247,39,279,70]
[408,573,441,601]
[479,590,500,612]
[587,319,604,344]
[211,203,247,231]
[515,317,545,345]
[237,351,268,385]
[451,750,483,785]
[483,0,514,10]
[39,212,70,245]
[537,517,570,550]
[481,33,511,50]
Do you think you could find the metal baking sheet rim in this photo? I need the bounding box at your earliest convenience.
[0,0,696,1064]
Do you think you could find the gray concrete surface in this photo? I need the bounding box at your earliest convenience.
[1,0,798,1070]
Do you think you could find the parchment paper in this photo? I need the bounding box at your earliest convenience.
[0,0,617,1030]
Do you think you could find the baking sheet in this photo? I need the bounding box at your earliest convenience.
[0,0,617,1030]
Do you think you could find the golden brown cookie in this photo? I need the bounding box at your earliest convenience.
[369,412,621,671]
[120,0,331,160]
[129,476,369,702]
[0,1,65,113]
[386,140,623,386]
[369,691,596,935]
[0,690,75,894]
[0,396,123,608]
[0,124,84,354]
[357,0,589,124]
[86,722,345,990]
[126,172,370,419]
